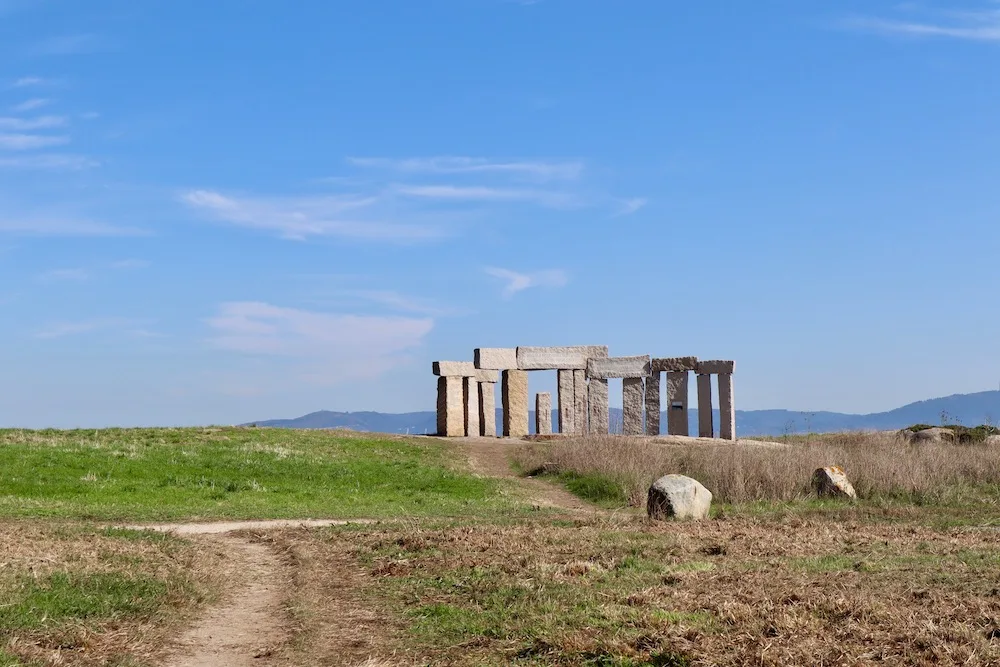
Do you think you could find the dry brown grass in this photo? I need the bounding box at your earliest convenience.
[513,431,1000,506]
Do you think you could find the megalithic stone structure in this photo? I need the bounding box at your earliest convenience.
[573,369,588,434]
[696,373,714,438]
[516,345,609,370]
[719,372,735,441]
[587,356,651,437]
[502,369,529,437]
[475,369,499,437]
[644,370,660,436]
[464,377,480,438]
[433,361,476,437]
[557,370,575,435]
[536,392,552,435]
[665,371,689,436]
[588,378,609,435]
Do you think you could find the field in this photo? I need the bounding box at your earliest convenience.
[3,428,1000,666]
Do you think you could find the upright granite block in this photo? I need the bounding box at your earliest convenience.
[718,372,735,441]
[645,371,661,436]
[697,360,735,375]
[623,378,644,436]
[479,381,496,437]
[666,371,689,436]
[464,377,481,438]
[516,345,609,370]
[436,376,464,437]
[586,355,651,380]
[651,357,699,373]
[536,392,552,435]
[588,378,609,435]
[433,361,477,377]
[502,370,529,438]
[474,348,518,370]
[573,369,588,435]
[557,369,575,435]
[697,373,714,438]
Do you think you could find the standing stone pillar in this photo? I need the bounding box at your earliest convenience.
[696,373,714,438]
[666,371,689,436]
[557,369,575,435]
[436,376,464,437]
[719,372,735,441]
[502,370,529,437]
[535,392,552,435]
[622,378,644,436]
[479,381,496,437]
[573,369,588,435]
[588,378,609,435]
[644,371,661,436]
[463,376,480,437]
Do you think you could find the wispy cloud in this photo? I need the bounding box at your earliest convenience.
[0,115,66,130]
[35,317,147,340]
[0,217,146,236]
[348,156,584,181]
[341,289,458,316]
[0,154,97,169]
[484,266,569,299]
[206,301,433,383]
[395,184,581,209]
[36,267,89,283]
[0,133,68,150]
[181,189,444,242]
[11,98,49,112]
[845,5,1000,41]
[12,76,48,87]
[614,197,648,217]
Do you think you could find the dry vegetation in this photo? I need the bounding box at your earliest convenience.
[513,432,1000,507]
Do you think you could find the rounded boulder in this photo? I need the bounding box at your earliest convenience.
[647,474,712,520]
[811,466,857,500]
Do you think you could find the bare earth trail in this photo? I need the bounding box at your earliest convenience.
[130,438,593,667]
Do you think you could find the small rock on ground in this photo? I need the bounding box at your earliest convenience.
[647,474,712,520]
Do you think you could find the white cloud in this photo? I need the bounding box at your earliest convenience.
[206,301,434,383]
[181,189,444,241]
[0,115,67,130]
[11,98,49,112]
[614,197,648,216]
[12,76,47,87]
[395,184,581,209]
[0,133,68,150]
[0,217,145,236]
[36,267,89,282]
[484,266,569,299]
[348,156,584,181]
[845,7,1000,41]
[342,289,457,316]
[36,317,145,339]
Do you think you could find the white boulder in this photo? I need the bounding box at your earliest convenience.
[647,474,712,520]
[811,466,857,500]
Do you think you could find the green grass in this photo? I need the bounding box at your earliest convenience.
[0,572,168,630]
[551,471,628,507]
[0,427,507,520]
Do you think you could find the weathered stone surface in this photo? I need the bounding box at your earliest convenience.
[573,369,588,435]
[697,360,735,375]
[464,377,480,438]
[474,369,499,384]
[474,348,518,370]
[651,357,699,373]
[588,378,609,435]
[909,427,955,444]
[718,372,735,441]
[516,345,609,370]
[623,378,644,436]
[536,392,552,435]
[647,475,712,520]
[645,371,661,436]
[502,370,529,437]
[587,355,651,380]
[557,370,575,435]
[811,466,857,500]
[436,376,464,437]
[666,372,689,436]
[697,373,714,438]
[479,382,496,437]
[433,361,476,377]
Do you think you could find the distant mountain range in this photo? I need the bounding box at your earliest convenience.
[247,390,1000,436]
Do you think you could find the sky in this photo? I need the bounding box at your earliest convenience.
[2,0,1000,428]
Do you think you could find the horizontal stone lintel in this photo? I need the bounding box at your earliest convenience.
[516,345,609,370]
[586,355,651,379]
[474,369,499,383]
[432,360,476,376]
[697,360,735,374]
[474,347,518,370]
[650,356,699,373]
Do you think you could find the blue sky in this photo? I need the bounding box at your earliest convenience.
[2,0,1000,427]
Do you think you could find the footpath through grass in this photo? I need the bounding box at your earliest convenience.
[0,427,508,521]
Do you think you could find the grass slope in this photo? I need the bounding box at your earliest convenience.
[0,427,505,521]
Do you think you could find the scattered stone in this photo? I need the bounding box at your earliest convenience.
[811,466,857,500]
[647,474,713,520]
[909,427,955,444]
